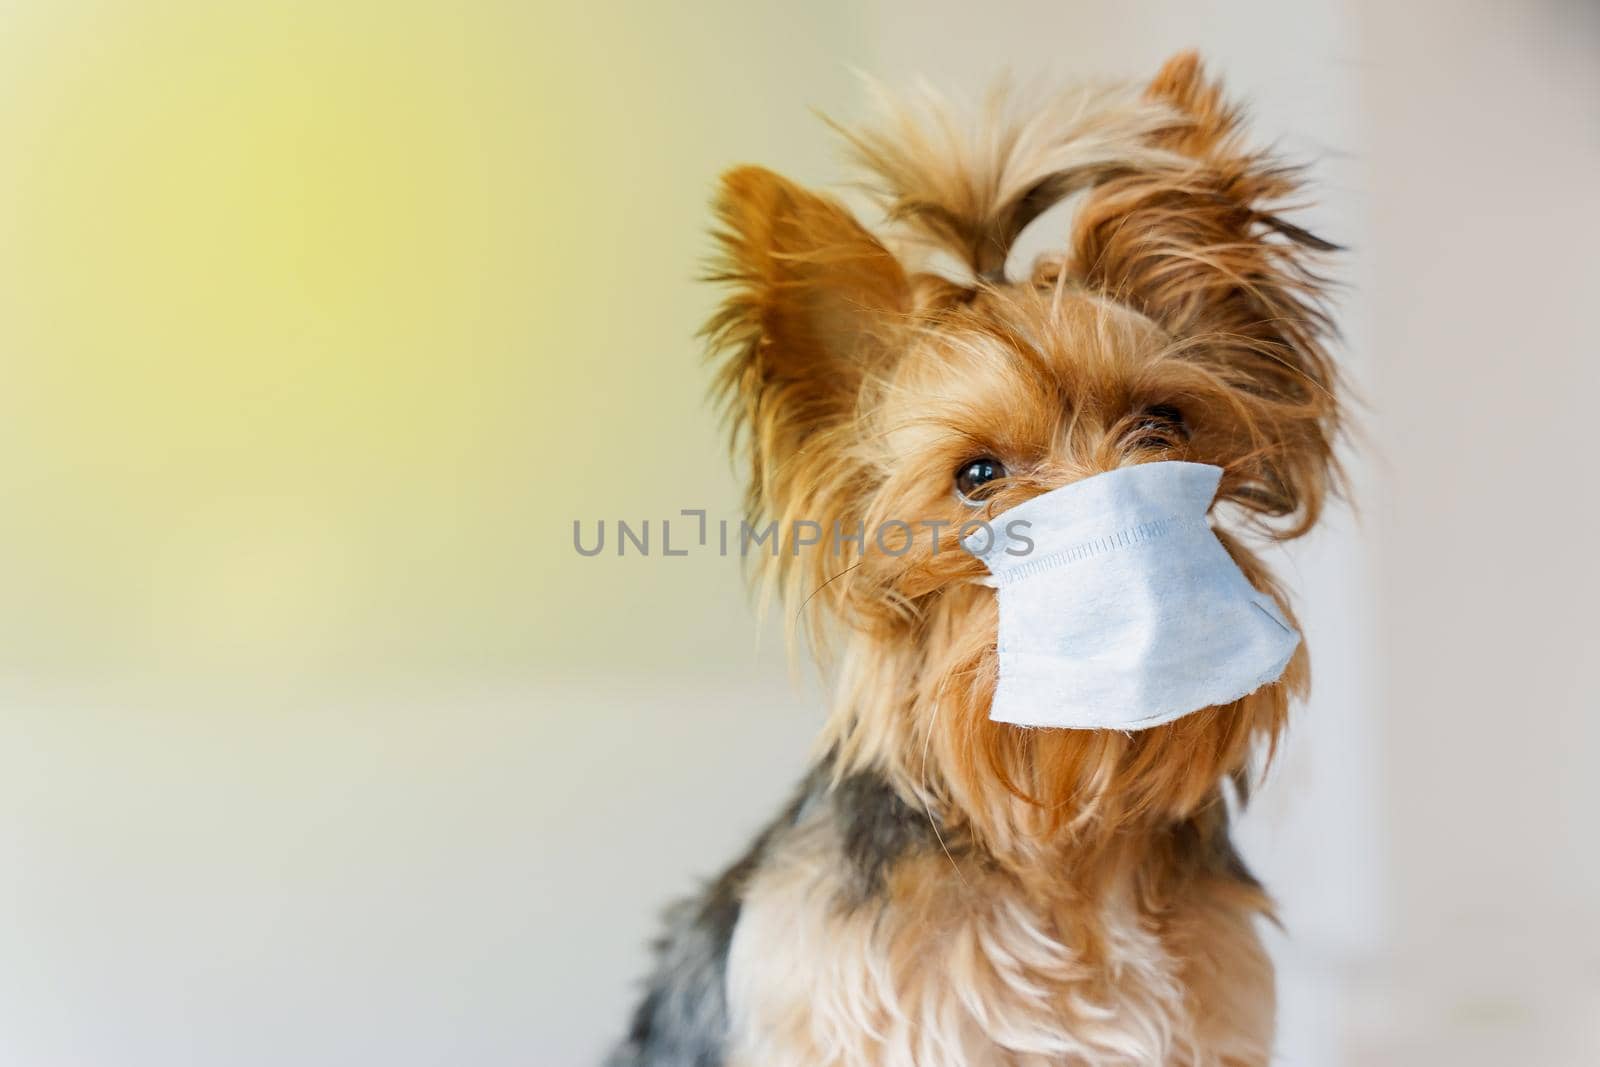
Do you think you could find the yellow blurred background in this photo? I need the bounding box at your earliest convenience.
[0,1,866,688]
[0,5,863,1063]
[0,3,1595,1066]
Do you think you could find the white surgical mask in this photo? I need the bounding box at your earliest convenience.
[962,461,1298,730]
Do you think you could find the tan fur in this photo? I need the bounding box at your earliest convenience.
[703,52,1341,1065]
[726,811,1272,1066]
[834,80,1180,283]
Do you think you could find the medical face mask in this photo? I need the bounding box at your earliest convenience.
[962,461,1298,731]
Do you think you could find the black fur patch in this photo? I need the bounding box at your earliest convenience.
[603,761,939,1066]
[1168,800,1265,893]
[833,770,940,905]
[604,772,811,1067]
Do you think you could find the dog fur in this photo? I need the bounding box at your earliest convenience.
[606,52,1341,1067]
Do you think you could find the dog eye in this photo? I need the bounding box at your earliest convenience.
[1132,404,1190,445]
[955,457,1006,503]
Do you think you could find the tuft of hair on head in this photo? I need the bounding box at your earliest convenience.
[832,76,1183,288]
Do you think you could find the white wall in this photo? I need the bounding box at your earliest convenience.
[1350,1,1600,1061]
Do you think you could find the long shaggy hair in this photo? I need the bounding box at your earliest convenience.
[611,52,1342,1067]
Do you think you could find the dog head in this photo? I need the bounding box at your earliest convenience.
[705,53,1340,856]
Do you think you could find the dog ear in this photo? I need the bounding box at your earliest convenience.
[704,166,910,520]
[1071,52,1341,537]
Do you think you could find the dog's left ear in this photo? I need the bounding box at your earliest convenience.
[704,166,910,522]
[1072,51,1341,537]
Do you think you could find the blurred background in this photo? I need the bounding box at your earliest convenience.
[0,1,1595,1064]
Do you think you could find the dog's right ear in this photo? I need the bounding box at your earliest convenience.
[1070,52,1341,539]
[704,166,909,522]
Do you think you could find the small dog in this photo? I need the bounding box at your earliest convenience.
[607,52,1341,1067]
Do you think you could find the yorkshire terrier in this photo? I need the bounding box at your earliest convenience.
[607,52,1341,1066]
